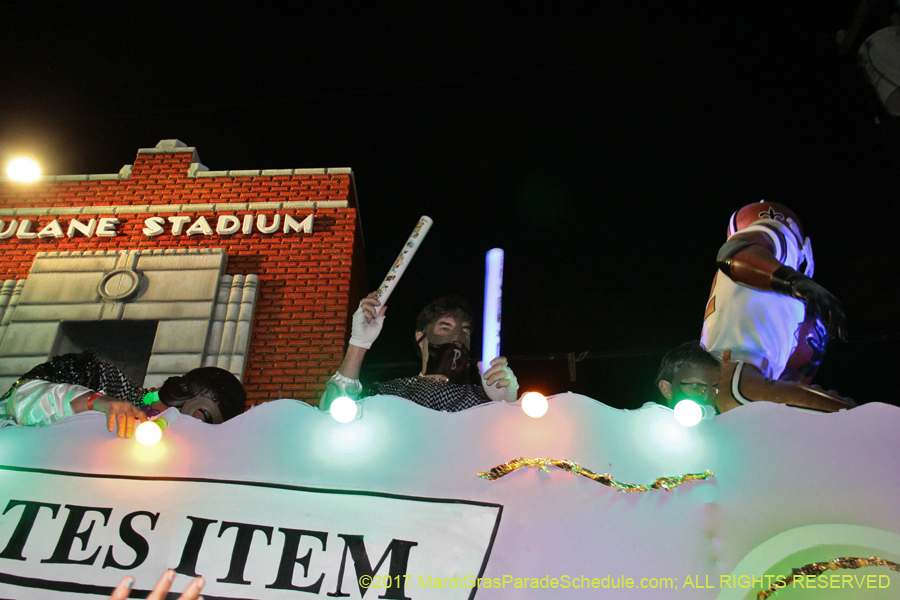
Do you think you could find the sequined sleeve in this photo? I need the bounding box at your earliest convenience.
[6,380,93,427]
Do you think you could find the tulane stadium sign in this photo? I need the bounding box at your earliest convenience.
[0,213,314,240]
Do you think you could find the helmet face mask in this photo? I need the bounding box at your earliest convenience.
[179,396,224,424]
[727,200,814,277]
[799,235,814,277]
[158,376,194,407]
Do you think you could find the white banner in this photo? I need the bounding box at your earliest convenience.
[0,466,501,599]
[1,398,899,598]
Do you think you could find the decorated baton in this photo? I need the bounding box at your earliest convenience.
[374,216,434,305]
[482,248,504,373]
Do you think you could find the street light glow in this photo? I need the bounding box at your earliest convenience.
[5,158,41,183]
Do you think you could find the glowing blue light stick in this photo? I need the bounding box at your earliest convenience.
[482,248,504,374]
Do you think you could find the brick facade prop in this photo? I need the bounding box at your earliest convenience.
[0,140,366,409]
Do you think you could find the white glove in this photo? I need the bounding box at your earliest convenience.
[348,304,385,349]
[479,360,519,403]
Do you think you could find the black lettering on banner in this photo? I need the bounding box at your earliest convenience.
[216,521,273,585]
[266,528,328,593]
[0,500,61,561]
[41,505,112,565]
[173,516,218,577]
[328,534,418,600]
[102,511,160,570]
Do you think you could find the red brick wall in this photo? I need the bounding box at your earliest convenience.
[0,146,365,408]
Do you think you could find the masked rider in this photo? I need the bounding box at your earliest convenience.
[321,293,518,412]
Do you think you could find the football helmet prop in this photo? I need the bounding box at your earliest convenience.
[728,200,814,277]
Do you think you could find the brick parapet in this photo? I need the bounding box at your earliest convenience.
[0,141,364,408]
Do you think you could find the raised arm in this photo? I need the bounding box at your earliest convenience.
[320,292,386,411]
[717,228,846,341]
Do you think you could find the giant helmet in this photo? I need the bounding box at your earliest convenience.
[727,200,814,278]
[157,367,246,424]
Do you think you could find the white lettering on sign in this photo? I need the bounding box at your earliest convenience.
[68,219,98,238]
[185,216,213,236]
[0,214,314,241]
[216,215,240,235]
[142,217,166,237]
[0,221,16,239]
[16,220,36,239]
[167,216,191,236]
[37,220,64,239]
[97,218,120,237]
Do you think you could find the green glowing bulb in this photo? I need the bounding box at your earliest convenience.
[330,396,358,423]
[673,399,703,427]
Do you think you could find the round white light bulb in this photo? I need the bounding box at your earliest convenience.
[135,421,163,446]
[673,399,703,427]
[6,158,41,183]
[521,392,549,418]
[330,396,358,423]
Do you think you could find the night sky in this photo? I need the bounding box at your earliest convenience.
[1,1,897,408]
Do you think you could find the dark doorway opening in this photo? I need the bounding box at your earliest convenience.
[55,321,159,385]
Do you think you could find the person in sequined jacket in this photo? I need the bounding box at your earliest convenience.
[0,351,246,437]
